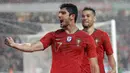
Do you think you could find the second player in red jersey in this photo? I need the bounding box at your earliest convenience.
[81,7,116,73]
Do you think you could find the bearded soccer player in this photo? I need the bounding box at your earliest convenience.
[5,3,99,73]
[81,7,116,73]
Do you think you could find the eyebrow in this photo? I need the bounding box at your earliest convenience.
[59,11,65,13]
[59,11,66,13]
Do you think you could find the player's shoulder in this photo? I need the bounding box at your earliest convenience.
[96,29,107,34]
[77,30,91,37]
[45,29,63,35]
[96,29,109,36]
[54,29,65,34]
[44,29,64,37]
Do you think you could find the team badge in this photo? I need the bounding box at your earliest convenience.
[67,36,72,42]
[76,38,81,46]
[95,38,99,45]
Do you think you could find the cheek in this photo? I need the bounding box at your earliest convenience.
[82,19,85,22]
[82,21,86,25]
[65,17,70,21]
[91,20,95,23]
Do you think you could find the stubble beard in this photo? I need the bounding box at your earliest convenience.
[82,22,93,29]
[83,25,89,29]
[60,20,70,29]
[82,23,90,29]
[60,23,69,29]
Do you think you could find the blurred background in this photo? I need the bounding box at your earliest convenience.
[0,0,130,73]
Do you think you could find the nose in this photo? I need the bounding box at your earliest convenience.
[58,13,62,18]
[82,17,87,21]
[84,16,88,19]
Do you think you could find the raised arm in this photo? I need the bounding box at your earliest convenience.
[5,37,44,52]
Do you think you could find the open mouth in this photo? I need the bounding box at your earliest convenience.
[60,20,63,23]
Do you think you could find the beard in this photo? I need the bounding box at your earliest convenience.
[60,24,67,28]
[82,22,90,29]
[82,24,89,28]
[60,19,70,29]
[83,25,89,28]
[82,23,94,29]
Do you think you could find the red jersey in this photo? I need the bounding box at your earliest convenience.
[40,29,97,73]
[82,29,113,73]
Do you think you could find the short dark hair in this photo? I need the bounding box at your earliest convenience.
[82,7,96,16]
[60,3,78,22]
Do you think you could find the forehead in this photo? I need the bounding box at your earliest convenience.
[59,8,68,12]
[82,10,94,15]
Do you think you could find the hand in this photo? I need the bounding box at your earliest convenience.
[107,70,116,73]
[5,37,15,47]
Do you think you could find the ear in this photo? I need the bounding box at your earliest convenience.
[94,16,96,22]
[70,14,75,20]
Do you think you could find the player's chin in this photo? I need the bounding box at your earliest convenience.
[60,24,64,28]
[83,24,89,28]
[60,24,67,29]
[60,23,63,27]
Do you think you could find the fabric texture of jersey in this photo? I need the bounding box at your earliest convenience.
[40,29,97,73]
[82,29,113,73]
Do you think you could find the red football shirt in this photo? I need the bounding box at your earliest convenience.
[82,29,113,73]
[40,29,97,73]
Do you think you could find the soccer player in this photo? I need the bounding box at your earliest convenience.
[81,7,116,73]
[5,3,99,73]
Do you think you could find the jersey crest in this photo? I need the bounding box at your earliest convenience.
[76,38,81,46]
[66,36,72,42]
[95,38,99,45]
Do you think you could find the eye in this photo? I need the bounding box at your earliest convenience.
[59,11,66,14]
[61,12,66,14]
[87,15,90,17]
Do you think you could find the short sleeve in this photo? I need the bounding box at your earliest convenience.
[86,36,97,58]
[40,32,54,49]
[103,32,113,55]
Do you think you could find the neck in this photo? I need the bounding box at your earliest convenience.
[83,26,95,35]
[65,23,79,34]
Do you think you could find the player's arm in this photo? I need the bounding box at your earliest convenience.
[87,36,100,73]
[103,33,116,73]
[107,54,116,73]
[5,37,43,52]
[89,57,100,73]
